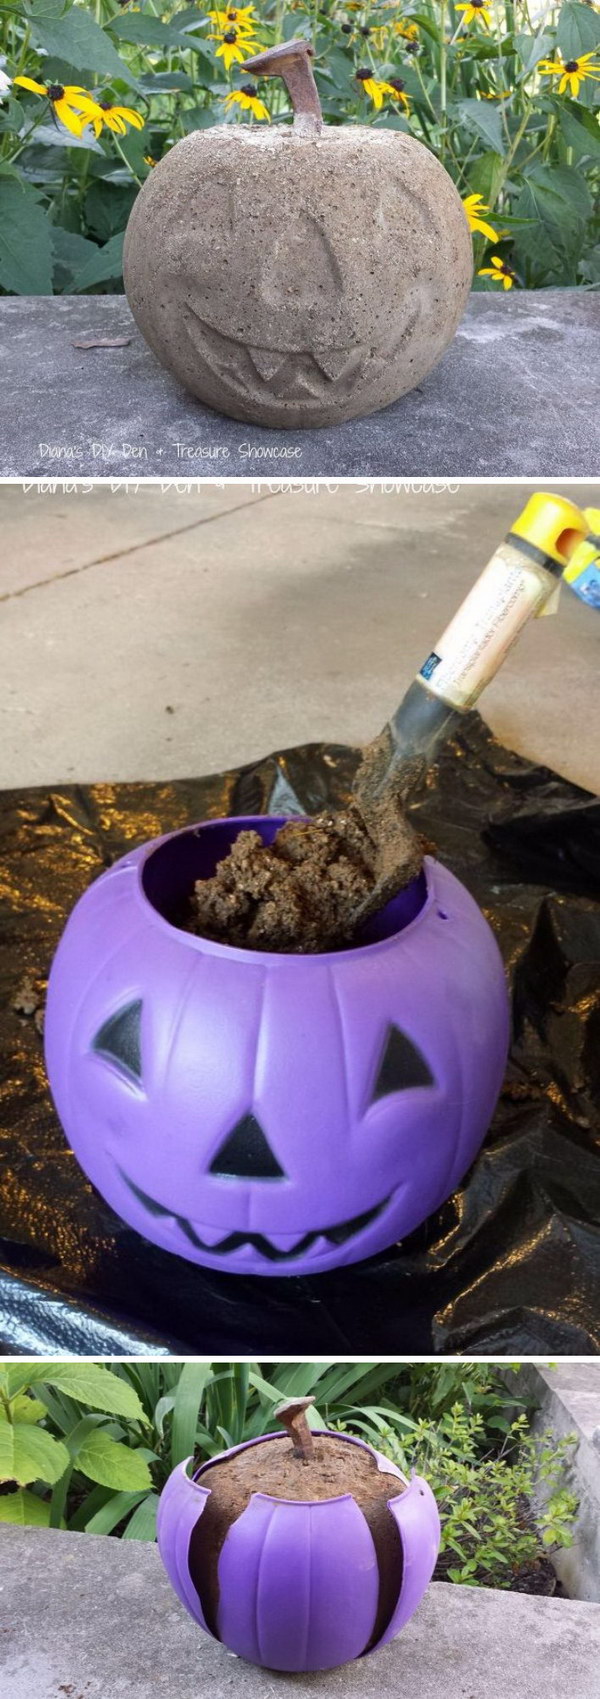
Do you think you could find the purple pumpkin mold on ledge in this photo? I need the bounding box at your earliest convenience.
[44,814,510,1276]
[157,1430,441,1672]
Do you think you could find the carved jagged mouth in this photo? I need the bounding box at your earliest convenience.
[183,307,366,401]
[118,1168,389,1262]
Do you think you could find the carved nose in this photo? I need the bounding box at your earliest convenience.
[209,1113,286,1180]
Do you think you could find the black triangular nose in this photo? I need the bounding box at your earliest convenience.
[209,1114,286,1180]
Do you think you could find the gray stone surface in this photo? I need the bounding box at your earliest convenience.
[2,1525,600,1699]
[0,288,597,477]
[123,123,471,428]
[516,1364,600,1603]
[1,480,599,795]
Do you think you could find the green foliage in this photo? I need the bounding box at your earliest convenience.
[0,1357,579,1590]
[0,1,597,293]
[370,1405,579,1591]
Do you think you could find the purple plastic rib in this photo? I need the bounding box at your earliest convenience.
[156,1460,212,1634]
[217,1491,379,1671]
[372,1473,441,1650]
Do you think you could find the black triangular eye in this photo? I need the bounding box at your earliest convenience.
[209,1114,286,1180]
[92,999,143,1083]
[371,1023,434,1101]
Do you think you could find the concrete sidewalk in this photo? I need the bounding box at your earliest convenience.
[0,289,598,477]
[0,480,598,795]
[2,1525,600,1699]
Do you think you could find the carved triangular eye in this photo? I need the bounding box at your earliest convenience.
[371,1023,434,1102]
[210,1114,286,1180]
[92,999,143,1083]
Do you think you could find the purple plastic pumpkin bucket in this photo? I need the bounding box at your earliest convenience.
[44,814,509,1276]
[157,1430,441,1672]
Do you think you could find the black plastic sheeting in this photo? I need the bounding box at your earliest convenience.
[1,712,599,1358]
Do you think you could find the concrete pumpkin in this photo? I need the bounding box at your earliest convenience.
[157,1433,441,1671]
[44,815,509,1277]
[123,40,473,428]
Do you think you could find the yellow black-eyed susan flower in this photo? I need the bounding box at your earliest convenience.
[210,25,261,71]
[478,254,516,290]
[356,68,410,110]
[13,75,103,136]
[537,50,600,97]
[92,101,144,137]
[462,193,499,242]
[455,1,491,27]
[225,83,270,120]
[208,6,258,35]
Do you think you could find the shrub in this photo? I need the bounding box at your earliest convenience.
[0,2,598,295]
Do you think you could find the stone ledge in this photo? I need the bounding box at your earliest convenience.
[516,1363,600,1603]
[1,1525,600,1699]
[0,289,597,478]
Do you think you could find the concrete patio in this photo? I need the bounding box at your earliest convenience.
[1,479,599,797]
[2,1525,600,1699]
[0,288,597,478]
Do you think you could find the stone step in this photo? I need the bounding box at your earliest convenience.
[1,1524,600,1699]
[516,1363,600,1602]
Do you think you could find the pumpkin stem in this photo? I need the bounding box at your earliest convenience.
[275,1396,316,1462]
[243,39,323,135]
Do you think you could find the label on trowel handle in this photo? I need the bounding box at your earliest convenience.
[417,540,558,712]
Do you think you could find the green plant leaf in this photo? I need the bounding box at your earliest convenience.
[29,7,138,89]
[557,2,600,60]
[0,1489,53,1526]
[0,1396,47,1425]
[122,1493,159,1541]
[108,15,201,54]
[171,1362,213,1468]
[559,101,600,160]
[83,1489,148,1534]
[0,179,54,293]
[76,1431,152,1491]
[71,229,124,289]
[25,1365,146,1422]
[0,1422,69,1487]
[456,98,505,156]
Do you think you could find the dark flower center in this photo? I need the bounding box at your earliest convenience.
[360,24,371,34]
[48,84,65,101]
[406,41,419,54]
[565,60,578,72]
[240,81,258,96]
[341,21,352,32]
[224,28,238,41]
[388,76,405,91]
[356,67,371,80]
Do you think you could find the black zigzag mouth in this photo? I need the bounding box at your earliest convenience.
[118,1168,389,1262]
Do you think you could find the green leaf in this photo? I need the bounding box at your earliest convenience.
[0,1489,53,1527]
[138,72,195,94]
[171,1362,212,1469]
[557,2,600,60]
[456,98,505,156]
[0,1396,47,1425]
[25,1365,146,1422]
[466,151,505,210]
[29,6,138,90]
[122,1492,159,1541]
[560,101,600,160]
[52,226,98,289]
[515,33,554,74]
[83,1489,148,1534]
[108,15,200,54]
[76,1431,152,1491]
[0,178,54,293]
[0,1422,69,1487]
[85,180,136,241]
[71,229,124,289]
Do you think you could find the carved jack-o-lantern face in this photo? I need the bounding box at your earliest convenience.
[45,817,509,1277]
[124,127,473,429]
